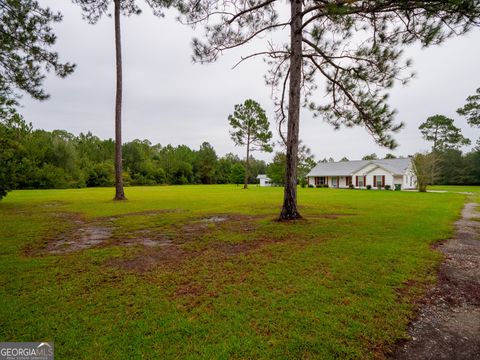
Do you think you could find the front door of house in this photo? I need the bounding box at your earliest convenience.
[332,176,338,188]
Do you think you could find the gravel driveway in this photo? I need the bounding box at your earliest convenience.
[391,200,480,360]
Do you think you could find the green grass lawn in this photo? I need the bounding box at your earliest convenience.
[0,185,471,359]
[429,185,480,194]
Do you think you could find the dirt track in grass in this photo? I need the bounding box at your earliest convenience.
[390,201,480,359]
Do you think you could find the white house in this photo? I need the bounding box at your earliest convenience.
[306,158,417,190]
[256,174,272,187]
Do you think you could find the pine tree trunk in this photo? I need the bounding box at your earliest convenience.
[114,0,126,200]
[279,0,302,220]
[244,129,250,189]
[430,127,438,185]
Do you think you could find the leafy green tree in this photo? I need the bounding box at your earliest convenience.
[0,0,74,115]
[178,0,480,220]
[228,99,273,189]
[384,153,397,159]
[419,114,470,184]
[86,161,115,187]
[266,152,286,186]
[73,0,170,200]
[172,161,193,184]
[297,144,316,182]
[229,163,245,186]
[17,129,81,188]
[463,150,480,184]
[419,115,471,152]
[216,153,241,184]
[75,132,114,166]
[194,142,217,184]
[158,144,195,184]
[273,140,315,185]
[340,157,349,162]
[436,149,466,185]
[123,139,159,184]
[362,153,378,161]
[413,153,435,192]
[247,158,267,184]
[0,114,32,199]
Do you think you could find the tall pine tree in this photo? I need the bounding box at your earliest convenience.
[228,99,273,189]
[178,0,480,220]
[73,0,171,200]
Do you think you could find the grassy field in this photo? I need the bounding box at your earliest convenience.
[429,184,480,194]
[0,185,474,359]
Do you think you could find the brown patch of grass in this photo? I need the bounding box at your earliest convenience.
[174,283,205,297]
[105,216,297,274]
[105,244,189,273]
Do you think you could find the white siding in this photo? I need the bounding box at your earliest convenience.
[353,165,393,189]
[393,175,403,189]
[307,159,416,190]
[403,165,417,189]
[259,178,271,187]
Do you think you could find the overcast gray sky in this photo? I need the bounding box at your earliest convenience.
[19,1,480,162]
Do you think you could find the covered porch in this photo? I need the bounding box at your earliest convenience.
[308,176,353,188]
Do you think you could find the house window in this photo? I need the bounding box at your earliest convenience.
[346,176,352,186]
[374,175,385,188]
[332,176,338,187]
[315,176,326,185]
[357,176,364,187]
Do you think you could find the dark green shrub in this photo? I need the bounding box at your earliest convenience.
[300,177,307,188]
[86,162,115,187]
[385,184,391,190]
[366,185,372,190]
[349,184,354,189]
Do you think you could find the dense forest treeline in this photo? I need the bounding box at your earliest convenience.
[0,115,267,192]
[428,148,480,185]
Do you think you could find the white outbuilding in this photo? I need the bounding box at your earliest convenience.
[256,174,272,187]
[306,158,417,190]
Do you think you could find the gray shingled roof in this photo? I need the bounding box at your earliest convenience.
[307,158,412,177]
[256,174,271,180]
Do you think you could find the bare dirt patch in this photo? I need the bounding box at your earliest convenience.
[106,214,271,272]
[41,211,182,254]
[44,213,113,254]
[389,201,480,359]
[42,211,289,271]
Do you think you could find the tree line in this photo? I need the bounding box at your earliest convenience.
[0,114,270,198]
